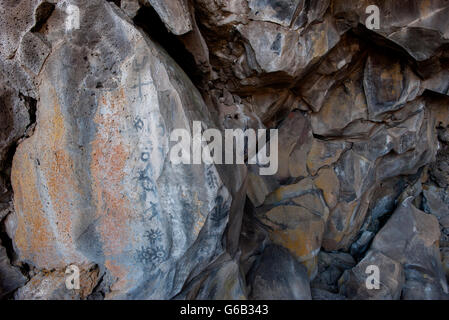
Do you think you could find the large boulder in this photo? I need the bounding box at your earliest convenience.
[10,0,242,299]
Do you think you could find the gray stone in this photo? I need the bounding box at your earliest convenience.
[176,255,247,300]
[0,0,53,59]
[339,250,404,300]
[341,198,449,300]
[0,241,27,299]
[1,0,449,301]
[311,288,346,300]
[249,245,311,300]
[17,31,51,75]
[423,185,449,221]
[145,0,192,35]
[0,77,31,169]
[14,265,99,300]
[333,0,449,61]
[310,67,367,136]
[311,251,356,293]
[121,0,141,18]
[236,16,340,78]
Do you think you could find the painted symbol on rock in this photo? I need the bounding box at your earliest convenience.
[205,168,218,190]
[134,117,144,131]
[210,195,229,225]
[141,152,150,162]
[145,229,163,244]
[137,168,155,192]
[143,203,159,221]
[131,56,153,101]
[136,245,167,268]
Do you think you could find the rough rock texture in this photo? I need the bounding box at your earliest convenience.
[9,0,245,300]
[174,253,247,299]
[14,264,99,300]
[0,0,449,300]
[248,244,311,300]
[339,198,448,299]
[0,241,27,299]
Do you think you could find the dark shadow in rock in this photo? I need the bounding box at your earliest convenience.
[133,5,202,86]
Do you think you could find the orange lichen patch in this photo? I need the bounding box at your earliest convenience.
[90,87,133,272]
[380,63,403,81]
[419,0,432,16]
[105,259,132,295]
[42,88,85,263]
[192,192,206,237]
[270,219,324,261]
[261,205,324,262]
[322,200,359,250]
[11,140,59,267]
[266,204,324,277]
[314,167,340,209]
[11,85,85,268]
[264,178,314,205]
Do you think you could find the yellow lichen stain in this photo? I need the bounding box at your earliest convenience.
[420,0,432,16]
[262,205,324,263]
[271,223,322,262]
[311,27,328,60]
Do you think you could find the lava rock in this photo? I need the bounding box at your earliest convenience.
[249,245,311,300]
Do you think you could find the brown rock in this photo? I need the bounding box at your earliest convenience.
[339,250,404,300]
[257,202,327,277]
[14,265,99,300]
[145,0,192,35]
[306,139,348,176]
[363,54,421,121]
[314,167,340,209]
[275,111,311,182]
[310,67,367,136]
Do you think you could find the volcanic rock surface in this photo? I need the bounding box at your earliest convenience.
[0,0,448,300]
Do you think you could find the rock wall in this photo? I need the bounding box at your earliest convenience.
[0,0,448,300]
